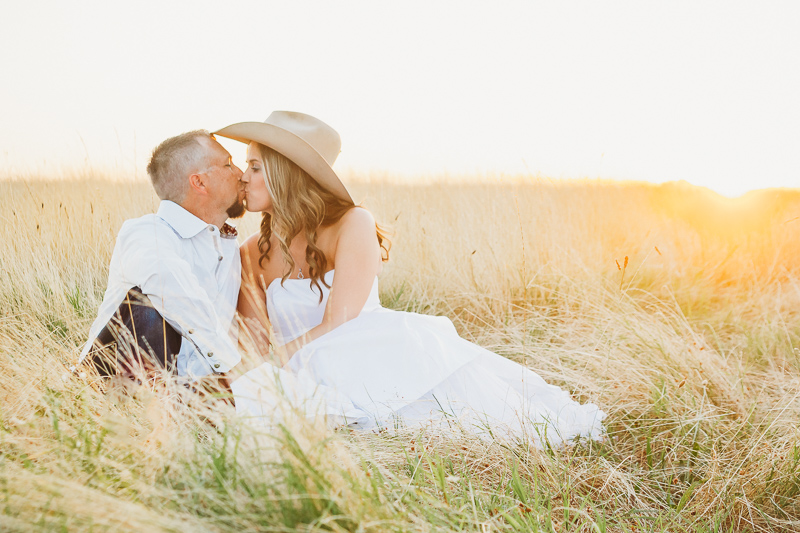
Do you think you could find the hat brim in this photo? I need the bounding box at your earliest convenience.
[214,122,354,204]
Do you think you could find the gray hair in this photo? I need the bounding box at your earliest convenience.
[146,130,213,203]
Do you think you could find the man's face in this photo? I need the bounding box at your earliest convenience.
[201,139,245,219]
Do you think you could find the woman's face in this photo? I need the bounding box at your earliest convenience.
[242,142,273,213]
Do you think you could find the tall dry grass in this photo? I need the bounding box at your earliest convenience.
[2,174,800,532]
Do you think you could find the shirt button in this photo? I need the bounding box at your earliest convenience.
[208,227,215,232]
[213,363,220,369]
[206,351,214,358]
[218,255,223,261]
[188,329,194,334]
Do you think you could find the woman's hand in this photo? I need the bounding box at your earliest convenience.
[273,342,296,367]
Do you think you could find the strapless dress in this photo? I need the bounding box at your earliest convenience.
[231,270,605,446]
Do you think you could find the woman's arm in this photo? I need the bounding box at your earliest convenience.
[278,207,381,361]
[237,234,272,363]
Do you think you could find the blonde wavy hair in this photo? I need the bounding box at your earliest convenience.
[255,144,390,299]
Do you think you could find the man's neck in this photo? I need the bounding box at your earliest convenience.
[178,200,226,229]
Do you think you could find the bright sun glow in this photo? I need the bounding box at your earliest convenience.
[1,1,799,197]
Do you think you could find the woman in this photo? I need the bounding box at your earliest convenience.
[215,111,605,445]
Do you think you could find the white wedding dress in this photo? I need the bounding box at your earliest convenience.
[232,270,605,446]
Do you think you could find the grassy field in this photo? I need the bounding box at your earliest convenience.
[1,175,800,532]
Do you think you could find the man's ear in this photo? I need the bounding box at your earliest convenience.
[188,173,207,196]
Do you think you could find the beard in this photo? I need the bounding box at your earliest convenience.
[226,197,246,219]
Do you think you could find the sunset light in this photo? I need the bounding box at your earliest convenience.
[2,1,799,196]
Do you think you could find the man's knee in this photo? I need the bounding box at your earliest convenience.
[87,287,181,378]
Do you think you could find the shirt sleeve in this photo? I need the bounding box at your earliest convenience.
[116,219,241,374]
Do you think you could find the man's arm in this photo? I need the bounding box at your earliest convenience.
[117,219,241,374]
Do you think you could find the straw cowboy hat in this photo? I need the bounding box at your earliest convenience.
[214,111,353,204]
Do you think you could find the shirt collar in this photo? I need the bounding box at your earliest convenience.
[156,200,210,239]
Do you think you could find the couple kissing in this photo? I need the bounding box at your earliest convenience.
[74,111,605,447]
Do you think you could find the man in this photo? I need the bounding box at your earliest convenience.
[74,130,248,385]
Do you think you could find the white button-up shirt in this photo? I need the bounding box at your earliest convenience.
[76,200,241,379]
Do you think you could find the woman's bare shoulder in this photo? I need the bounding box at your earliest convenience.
[338,206,376,233]
[240,232,262,265]
[240,233,269,277]
[333,207,380,256]
[241,231,261,250]
[318,207,376,247]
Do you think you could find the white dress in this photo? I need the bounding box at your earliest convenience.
[232,270,605,446]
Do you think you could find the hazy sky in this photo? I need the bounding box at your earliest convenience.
[1,1,798,196]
